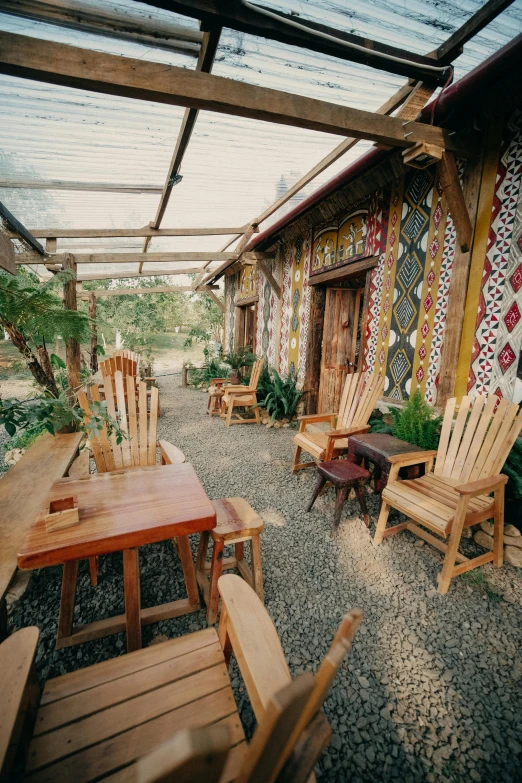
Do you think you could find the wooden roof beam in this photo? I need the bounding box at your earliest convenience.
[0,34,474,157]
[0,200,45,256]
[85,284,217,297]
[141,0,451,84]
[434,0,516,64]
[7,225,251,239]
[0,179,163,193]
[141,24,222,268]
[17,251,234,265]
[76,267,207,282]
[0,0,202,56]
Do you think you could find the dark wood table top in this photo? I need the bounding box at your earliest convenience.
[348,432,427,459]
[18,463,216,570]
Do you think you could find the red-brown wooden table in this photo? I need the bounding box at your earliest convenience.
[18,463,216,652]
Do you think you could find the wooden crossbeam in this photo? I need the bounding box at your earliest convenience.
[0,179,163,193]
[76,268,206,281]
[85,285,217,297]
[142,0,451,84]
[440,151,473,252]
[8,226,249,239]
[141,25,222,267]
[17,251,233,265]
[257,258,281,299]
[0,0,202,56]
[0,33,472,156]
[0,200,45,255]
[435,0,516,64]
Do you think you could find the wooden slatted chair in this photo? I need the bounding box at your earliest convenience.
[374,394,522,594]
[0,575,363,783]
[220,358,265,427]
[99,355,161,417]
[292,371,383,473]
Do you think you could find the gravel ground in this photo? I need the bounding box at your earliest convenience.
[8,378,522,782]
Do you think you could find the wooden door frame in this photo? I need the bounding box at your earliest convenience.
[234,299,258,354]
[303,268,373,414]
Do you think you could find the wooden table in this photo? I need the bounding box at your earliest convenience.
[18,463,216,653]
[348,433,427,493]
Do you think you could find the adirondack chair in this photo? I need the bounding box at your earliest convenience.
[292,371,383,473]
[220,358,265,426]
[99,354,161,417]
[0,575,363,783]
[374,394,522,594]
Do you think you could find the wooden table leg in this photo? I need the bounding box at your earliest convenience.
[123,548,141,652]
[57,560,79,649]
[177,535,200,609]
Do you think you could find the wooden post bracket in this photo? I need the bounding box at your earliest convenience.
[440,151,473,252]
[257,258,281,299]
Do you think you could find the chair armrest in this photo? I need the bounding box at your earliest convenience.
[297,413,336,423]
[210,378,227,385]
[455,474,508,497]
[143,376,156,383]
[0,627,40,779]
[387,450,437,466]
[158,440,185,465]
[218,575,291,721]
[325,424,371,440]
[224,387,253,395]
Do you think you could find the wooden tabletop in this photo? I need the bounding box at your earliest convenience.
[348,432,426,459]
[18,463,216,570]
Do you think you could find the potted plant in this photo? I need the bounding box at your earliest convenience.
[223,347,255,385]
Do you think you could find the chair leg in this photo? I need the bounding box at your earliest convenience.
[332,486,349,534]
[292,445,302,473]
[306,473,327,512]
[207,538,225,624]
[250,535,264,602]
[373,501,391,544]
[493,486,505,568]
[177,535,200,608]
[88,556,99,587]
[437,498,468,595]
[226,399,234,427]
[254,405,261,424]
[220,400,226,419]
[354,481,370,528]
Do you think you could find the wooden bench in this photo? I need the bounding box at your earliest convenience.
[0,431,83,638]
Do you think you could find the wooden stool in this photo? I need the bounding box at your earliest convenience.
[207,378,227,416]
[196,497,264,624]
[307,459,371,534]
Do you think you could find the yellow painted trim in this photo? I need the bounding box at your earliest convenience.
[454,119,504,399]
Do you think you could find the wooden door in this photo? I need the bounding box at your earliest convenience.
[318,288,361,413]
[245,306,256,352]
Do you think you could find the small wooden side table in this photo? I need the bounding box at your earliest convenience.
[348,433,428,494]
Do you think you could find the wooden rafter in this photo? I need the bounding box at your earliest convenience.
[141,0,451,84]
[0,0,202,56]
[0,179,163,193]
[8,225,250,239]
[140,25,222,268]
[435,0,516,64]
[0,34,473,155]
[17,251,233,265]
[440,151,473,252]
[0,200,45,256]
[83,285,217,297]
[76,268,207,282]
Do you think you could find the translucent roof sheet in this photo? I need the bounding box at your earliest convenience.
[0,0,521,278]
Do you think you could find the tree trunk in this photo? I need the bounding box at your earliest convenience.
[37,340,55,385]
[63,253,82,402]
[0,317,59,396]
[89,293,98,373]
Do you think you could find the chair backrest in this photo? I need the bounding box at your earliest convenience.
[99,355,138,385]
[434,394,522,483]
[113,348,140,365]
[337,371,383,429]
[79,370,159,473]
[248,358,265,391]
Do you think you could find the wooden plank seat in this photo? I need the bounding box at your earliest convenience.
[374,394,522,594]
[197,498,264,625]
[293,371,383,472]
[0,575,364,783]
[0,432,83,639]
[207,378,227,416]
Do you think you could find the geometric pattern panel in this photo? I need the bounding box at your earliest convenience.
[225,274,237,353]
[255,256,280,368]
[278,234,311,384]
[470,113,522,398]
[362,191,389,372]
[386,167,435,399]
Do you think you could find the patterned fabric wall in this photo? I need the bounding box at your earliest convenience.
[224,274,236,353]
[364,191,389,372]
[468,112,522,401]
[279,234,311,383]
[255,256,280,367]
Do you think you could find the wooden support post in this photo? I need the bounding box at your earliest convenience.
[89,293,98,373]
[62,253,82,401]
[257,258,281,299]
[303,284,326,414]
[45,237,57,253]
[440,151,473,252]
[437,119,503,405]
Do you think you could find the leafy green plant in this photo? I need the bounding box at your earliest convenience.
[372,390,442,450]
[261,369,304,422]
[503,437,522,501]
[223,347,255,371]
[253,364,272,405]
[188,357,229,387]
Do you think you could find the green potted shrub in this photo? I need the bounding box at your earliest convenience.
[223,347,255,384]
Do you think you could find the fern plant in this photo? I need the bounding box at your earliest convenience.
[261,369,303,422]
[390,390,442,450]
[503,437,522,501]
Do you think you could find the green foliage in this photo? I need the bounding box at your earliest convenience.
[253,364,273,405]
[2,424,46,453]
[387,390,442,450]
[188,357,229,387]
[223,347,255,371]
[0,269,91,345]
[503,437,522,501]
[261,369,304,422]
